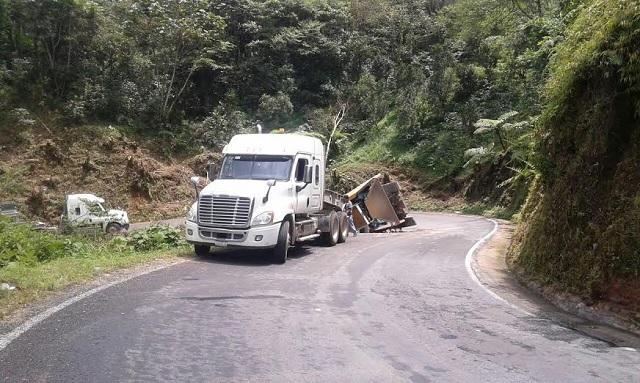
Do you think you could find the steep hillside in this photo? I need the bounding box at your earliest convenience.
[509,0,640,310]
[336,111,525,218]
[0,126,220,223]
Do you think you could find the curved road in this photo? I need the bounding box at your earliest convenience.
[1,214,638,382]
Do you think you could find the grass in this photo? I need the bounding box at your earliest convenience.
[0,247,189,319]
[0,221,190,319]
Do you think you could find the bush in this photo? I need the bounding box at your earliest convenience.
[126,226,185,252]
[258,92,294,127]
[192,106,255,150]
[0,217,67,267]
[0,217,186,270]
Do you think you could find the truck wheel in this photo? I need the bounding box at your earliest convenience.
[272,221,290,264]
[337,212,348,243]
[194,245,210,257]
[321,212,339,247]
[106,222,122,235]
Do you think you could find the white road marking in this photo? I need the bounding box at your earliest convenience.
[0,260,185,352]
[465,218,640,350]
[464,219,533,316]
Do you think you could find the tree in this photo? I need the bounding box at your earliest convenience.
[118,0,228,121]
[325,102,347,162]
[3,0,98,102]
[465,111,537,172]
[473,111,521,150]
[258,91,294,127]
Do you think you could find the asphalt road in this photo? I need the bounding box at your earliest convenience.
[1,214,638,382]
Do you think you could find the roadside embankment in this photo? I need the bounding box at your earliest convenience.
[507,0,640,327]
[0,124,220,223]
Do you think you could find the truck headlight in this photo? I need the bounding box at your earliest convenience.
[251,211,274,226]
[186,203,197,223]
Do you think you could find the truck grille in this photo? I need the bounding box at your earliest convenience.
[198,196,252,228]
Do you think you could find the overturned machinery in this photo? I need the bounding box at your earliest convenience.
[346,174,416,233]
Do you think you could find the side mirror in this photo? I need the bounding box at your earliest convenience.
[303,165,313,184]
[190,176,202,187]
[206,163,217,181]
[190,176,202,198]
[263,179,276,203]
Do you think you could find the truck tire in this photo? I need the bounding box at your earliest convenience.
[337,212,348,243]
[194,245,210,257]
[106,222,122,235]
[321,212,339,247]
[272,221,290,264]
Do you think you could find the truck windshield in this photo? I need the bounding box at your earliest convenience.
[219,155,292,181]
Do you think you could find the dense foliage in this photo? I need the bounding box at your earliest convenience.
[511,0,640,298]
[124,225,186,251]
[0,0,561,156]
[0,217,68,267]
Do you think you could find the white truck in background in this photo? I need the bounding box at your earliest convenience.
[185,134,350,264]
[62,194,130,234]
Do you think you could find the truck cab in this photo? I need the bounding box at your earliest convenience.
[62,194,129,234]
[185,134,349,264]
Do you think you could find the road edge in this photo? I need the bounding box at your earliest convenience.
[510,265,640,338]
[0,257,187,352]
[469,219,640,349]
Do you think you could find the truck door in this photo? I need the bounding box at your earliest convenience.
[76,200,93,226]
[67,200,88,227]
[75,200,102,228]
[293,155,312,213]
[309,158,322,210]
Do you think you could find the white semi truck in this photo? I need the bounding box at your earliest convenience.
[185,134,350,263]
[62,194,130,234]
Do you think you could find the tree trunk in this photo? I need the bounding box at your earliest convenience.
[167,66,195,119]
[495,129,507,151]
[326,103,347,162]
[162,63,178,118]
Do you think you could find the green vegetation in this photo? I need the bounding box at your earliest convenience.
[0,0,638,309]
[0,219,188,318]
[332,0,559,218]
[510,0,640,301]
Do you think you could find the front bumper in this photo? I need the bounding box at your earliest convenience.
[185,221,281,248]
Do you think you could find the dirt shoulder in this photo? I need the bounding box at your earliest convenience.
[473,220,640,349]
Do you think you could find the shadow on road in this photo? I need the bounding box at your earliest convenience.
[287,245,313,259]
[189,244,314,267]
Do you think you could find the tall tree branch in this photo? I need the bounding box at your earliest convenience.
[325,103,348,162]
